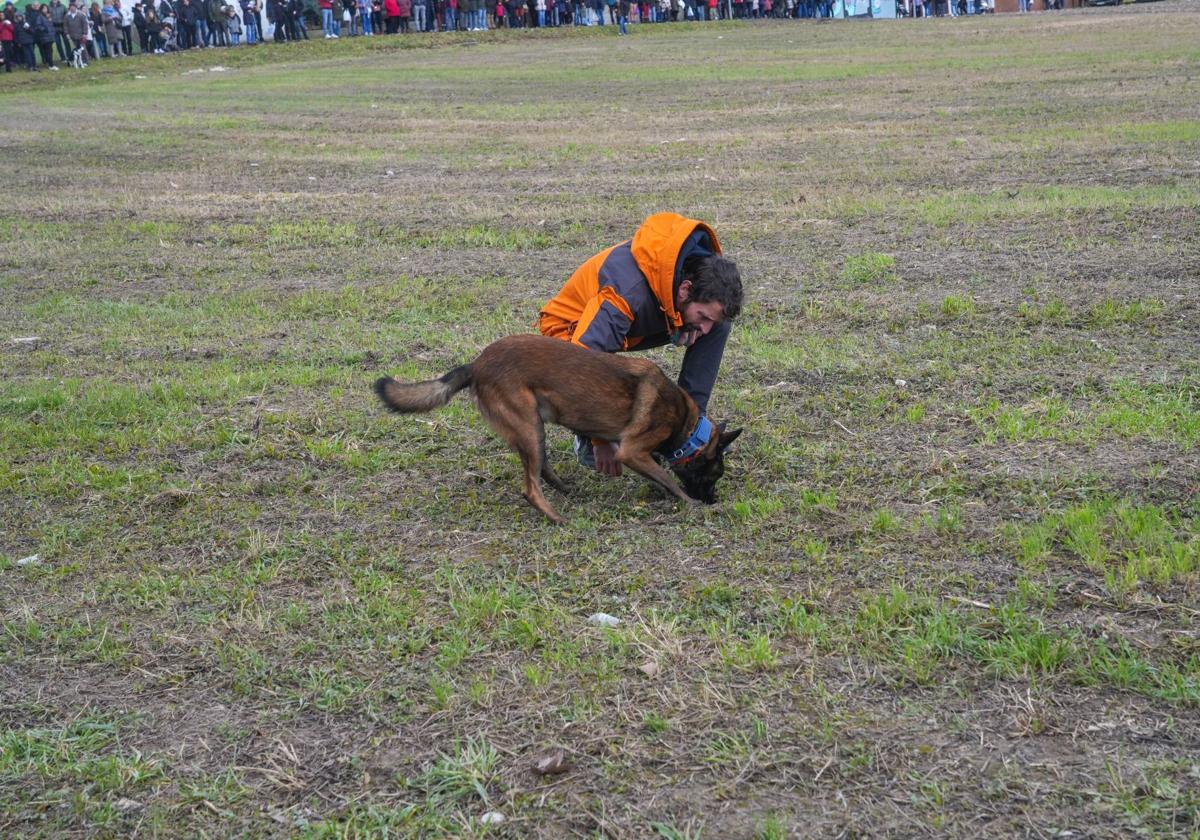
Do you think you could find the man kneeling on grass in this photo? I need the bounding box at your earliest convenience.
[538,211,744,477]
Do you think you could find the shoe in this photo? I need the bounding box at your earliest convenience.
[573,434,596,469]
[332,33,339,37]
[50,65,59,70]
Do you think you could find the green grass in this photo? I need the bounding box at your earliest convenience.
[1087,298,1166,328]
[841,252,897,286]
[940,294,976,319]
[969,380,1199,449]
[1113,119,1200,144]
[1015,498,1199,595]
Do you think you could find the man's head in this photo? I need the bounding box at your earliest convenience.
[674,254,743,342]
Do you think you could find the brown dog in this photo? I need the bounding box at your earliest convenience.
[374,335,741,524]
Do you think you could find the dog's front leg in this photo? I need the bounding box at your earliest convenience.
[618,450,698,507]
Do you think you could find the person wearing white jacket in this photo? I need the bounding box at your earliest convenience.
[114,0,133,51]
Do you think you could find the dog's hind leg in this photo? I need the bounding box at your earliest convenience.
[519,433,567,523]
[480,387,566,524]
[538,426,569,495]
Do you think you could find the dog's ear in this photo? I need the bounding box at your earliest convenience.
[719,428,742,450]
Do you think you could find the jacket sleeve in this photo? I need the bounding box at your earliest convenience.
[572,286,634,353]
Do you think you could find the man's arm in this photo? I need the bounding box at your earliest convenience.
[571,287,633,353]
[677,319,730,415]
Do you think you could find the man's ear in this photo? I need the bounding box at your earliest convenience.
[676,278,692,306]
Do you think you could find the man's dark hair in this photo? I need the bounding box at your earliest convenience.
[682,254,743,320]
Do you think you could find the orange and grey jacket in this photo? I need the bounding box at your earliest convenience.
[538,212,730,414]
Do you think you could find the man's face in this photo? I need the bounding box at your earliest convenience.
[676,279,725,339]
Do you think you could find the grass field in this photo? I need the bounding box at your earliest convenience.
[2,4,1199,837]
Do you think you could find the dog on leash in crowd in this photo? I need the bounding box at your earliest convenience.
[373,334,741,524]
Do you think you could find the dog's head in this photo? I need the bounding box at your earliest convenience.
[670,423,742,504]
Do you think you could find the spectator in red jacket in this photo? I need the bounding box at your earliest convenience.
[318,0,335,35]
[0,12,15,71]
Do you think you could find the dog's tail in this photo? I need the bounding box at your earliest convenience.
[374,365,473,415]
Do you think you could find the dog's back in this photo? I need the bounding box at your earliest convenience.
[470,335,688,442]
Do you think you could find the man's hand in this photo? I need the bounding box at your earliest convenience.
[593,441,622,476]
[671,326,701,348]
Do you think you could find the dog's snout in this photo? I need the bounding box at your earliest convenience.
[695,487,717,504]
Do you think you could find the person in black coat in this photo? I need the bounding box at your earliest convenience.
[193,0,209,43]
[14,9,37,68]
[132,0,148,49]
[266,0,284,38]
[176,0,194,45]
[142,4,162,44]
[27,4,56,66]
[286,0,305,38]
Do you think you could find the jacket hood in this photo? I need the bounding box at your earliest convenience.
[629,212,722,330]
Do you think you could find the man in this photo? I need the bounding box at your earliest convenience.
[47,0,67,61]
[205,0,225,44]
[197,0,210,38]
[63,0,87,60]
[287,0,307,39]
[176,0,195,45]
[538,212,743,477]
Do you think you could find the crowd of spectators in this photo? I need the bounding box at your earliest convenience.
[1,0,1058,73]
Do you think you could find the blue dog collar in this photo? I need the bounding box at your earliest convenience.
[667,416,714,465]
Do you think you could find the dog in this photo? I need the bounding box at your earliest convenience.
[373,334,741,524]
